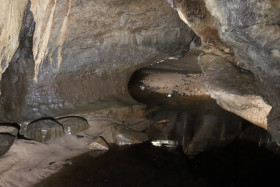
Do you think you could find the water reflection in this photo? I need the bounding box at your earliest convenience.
[128,69,269,156]
[145,98,243,156]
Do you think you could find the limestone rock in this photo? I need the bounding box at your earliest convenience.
[25,119,64,142]
[89,137,109,151]
[0,0,28,79]
[201,0,280,141]
[199,54,272,129]
[174,0,235,61]
[56,116,89,135]
[174,0,280,141]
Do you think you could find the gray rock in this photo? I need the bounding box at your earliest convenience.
[174,0,280,141]
[199,54,272,129]
[202,0,280,142]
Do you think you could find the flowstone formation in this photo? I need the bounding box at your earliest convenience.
[174,0,280,142]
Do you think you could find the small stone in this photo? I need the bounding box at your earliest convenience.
[89,137,109,150]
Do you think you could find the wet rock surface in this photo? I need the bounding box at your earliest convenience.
[24,116,90,142]
[199,54,272,129]
[174,0,280,141]
[25,118,64,142]
[56,116,89,135]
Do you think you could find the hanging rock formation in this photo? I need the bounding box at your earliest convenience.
[174,0,280,142]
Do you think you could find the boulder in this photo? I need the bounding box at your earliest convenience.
[56,116,89,135]
[199,54,272,129]
[25,119,64,142]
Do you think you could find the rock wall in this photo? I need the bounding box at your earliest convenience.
[0,0,28,79]
[174,0,279,141]
[0,0,194,123]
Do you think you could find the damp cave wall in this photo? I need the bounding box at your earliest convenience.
[0,0,194,123]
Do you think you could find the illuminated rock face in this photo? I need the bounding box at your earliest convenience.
[174,0,280,141]
[0,0,194,123]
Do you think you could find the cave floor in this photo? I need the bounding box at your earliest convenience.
[37,141,280,187]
